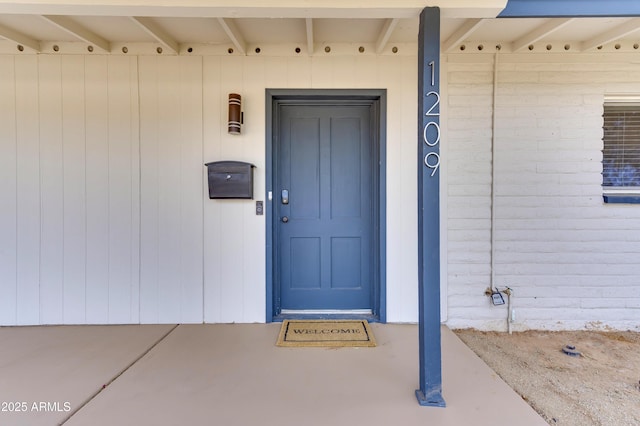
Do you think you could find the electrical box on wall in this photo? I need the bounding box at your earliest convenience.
[205,161,255,199]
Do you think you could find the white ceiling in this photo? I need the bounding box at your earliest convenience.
[1,6,640,55]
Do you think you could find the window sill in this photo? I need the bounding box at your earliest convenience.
[603,187,640,203]
[603,194,640,204]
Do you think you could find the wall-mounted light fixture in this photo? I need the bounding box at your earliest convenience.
[228,93,242,135]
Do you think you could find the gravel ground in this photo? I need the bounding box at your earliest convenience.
[454,329,640,426]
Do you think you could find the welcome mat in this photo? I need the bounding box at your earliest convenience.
[276,320,376,347]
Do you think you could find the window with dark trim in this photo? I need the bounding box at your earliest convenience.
[602,101,640,203]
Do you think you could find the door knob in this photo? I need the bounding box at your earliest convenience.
[281,216,289,223]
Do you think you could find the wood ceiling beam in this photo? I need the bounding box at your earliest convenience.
[217,17,247,55]
[41,15,110,52]
[0,23,40,52]
[0,1,507,19]
[511,18,574,52]
[581,18,640,51]
[442,18,484,52]
[130,16,179,54]
[375,18,399,54]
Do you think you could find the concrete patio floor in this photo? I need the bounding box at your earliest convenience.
[0,323,547,426]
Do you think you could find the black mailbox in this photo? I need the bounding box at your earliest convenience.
[205,161,255,199]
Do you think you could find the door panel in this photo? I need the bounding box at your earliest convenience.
[331,117,362,218]
[290,237,321,289]
[290,118,320,219]
[277,104,373,310]
[331,237,362,289]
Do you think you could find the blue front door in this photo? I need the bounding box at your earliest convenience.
[276,102,375,311]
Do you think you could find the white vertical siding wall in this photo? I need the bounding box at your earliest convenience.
[15,56,41,325]
[0,52,420,325]
[138,56,204,324]
[446,52,640,331]
[106,57,141,323]
[0,55,140,325]
[0,56,19,324]
[85,55,111,323]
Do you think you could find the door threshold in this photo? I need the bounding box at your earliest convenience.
[274,309,379,323]
[281,309,373,315]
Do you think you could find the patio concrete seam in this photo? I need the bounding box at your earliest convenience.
[60,324,180,425]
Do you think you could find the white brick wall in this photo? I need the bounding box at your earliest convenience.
[445,52,640,331]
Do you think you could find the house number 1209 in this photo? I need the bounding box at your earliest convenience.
[424,60,440,177]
